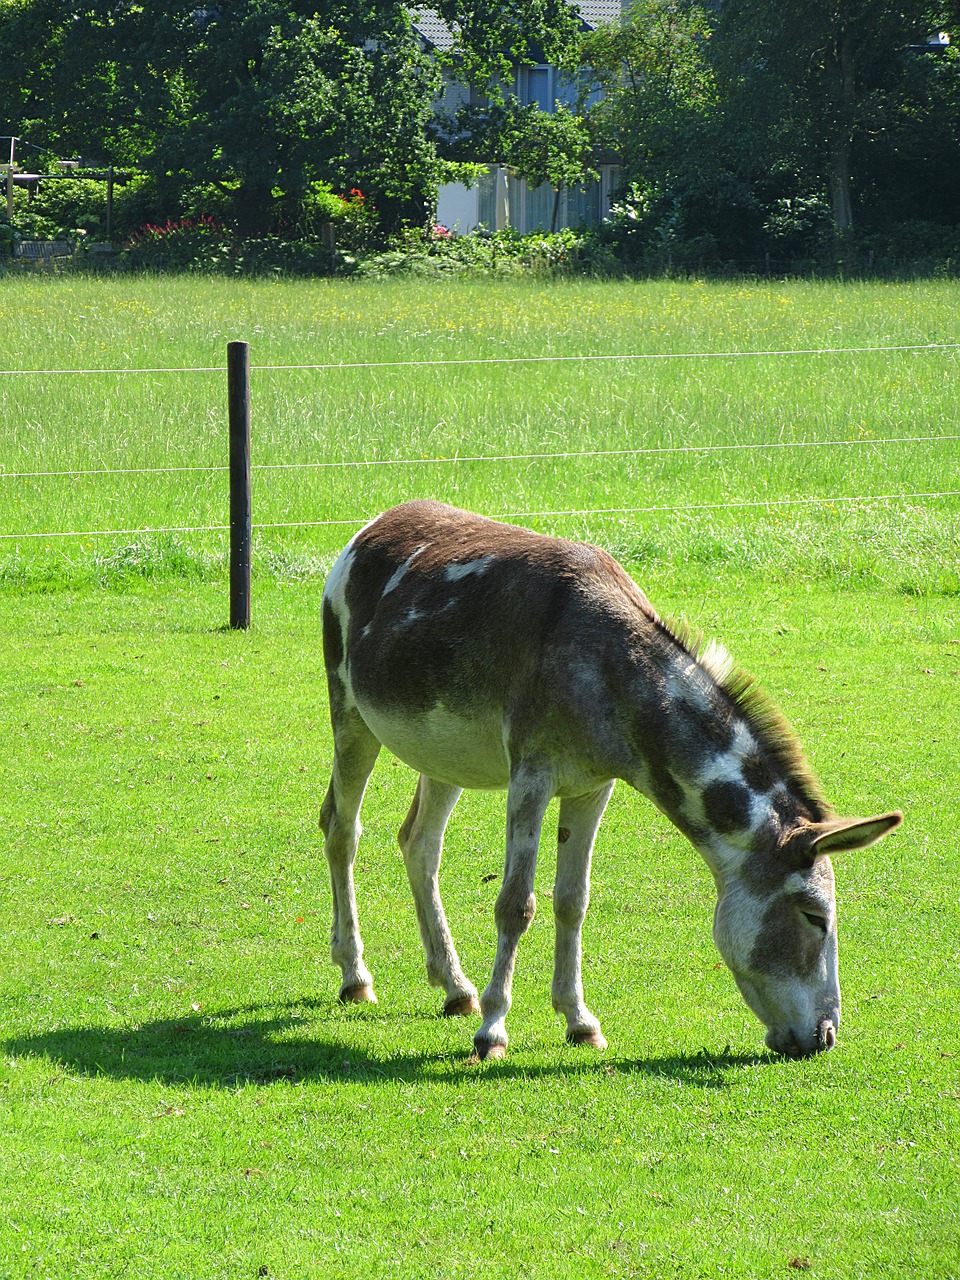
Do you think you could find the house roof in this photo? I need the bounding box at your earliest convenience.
[410,9,456,51]
[410,2,628,50]
[576,1,629,27]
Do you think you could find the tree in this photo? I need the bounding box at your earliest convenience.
[578,1,732,252]
[0,0,587,236]
[579,0,716,175]
[506,103,597,231]
[177,7,444,233]
[432,0,581,93]
[714,0,958,234]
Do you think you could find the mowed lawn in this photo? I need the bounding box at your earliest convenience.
[0,276,958,1278]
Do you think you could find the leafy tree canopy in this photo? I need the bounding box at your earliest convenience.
[0,0,582,233]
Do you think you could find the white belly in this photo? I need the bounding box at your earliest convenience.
[357,699,510,790]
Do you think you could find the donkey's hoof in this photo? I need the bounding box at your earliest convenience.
[469,1037,507,1063]
[443,992,481,1017]
[566,1026,608,1050]
[339,983,377,1005]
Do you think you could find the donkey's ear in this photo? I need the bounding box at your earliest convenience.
[810,811,903,855]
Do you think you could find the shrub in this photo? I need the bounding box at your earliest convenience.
[295,184,379,254]
[29,176,107,239]
[357,225,596,277]
[123,216,233,270]
[121,218,344,275]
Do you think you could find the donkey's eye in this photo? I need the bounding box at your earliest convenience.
[801,911,828,934]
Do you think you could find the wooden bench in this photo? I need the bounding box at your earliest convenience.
[14,240,74,261]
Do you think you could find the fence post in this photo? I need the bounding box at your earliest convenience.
[228,340,251,630]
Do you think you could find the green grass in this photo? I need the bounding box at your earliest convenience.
[0,275,958,595]
[0,277,958,1277]
[1,579,958,1279]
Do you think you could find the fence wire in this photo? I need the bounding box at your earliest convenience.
[1,340,957,544]
[0,339,957,379]
[3,433,958,482]
[3,490,959,542]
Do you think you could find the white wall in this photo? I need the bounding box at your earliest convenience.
[436,182,481,233]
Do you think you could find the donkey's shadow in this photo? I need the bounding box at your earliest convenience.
[3,1000,766,1089]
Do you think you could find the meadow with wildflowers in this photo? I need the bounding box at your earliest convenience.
[0,276,957,1278]
[0,273,957,596]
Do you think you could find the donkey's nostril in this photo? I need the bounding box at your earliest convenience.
[816,1019,837,1051]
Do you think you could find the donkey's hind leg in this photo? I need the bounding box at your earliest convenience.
[398,776,480,1017]
[551,783,615,1049]
[320,706,381,1004]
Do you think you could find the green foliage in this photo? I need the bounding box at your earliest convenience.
[577,0,746,257]
[0,1,443,234]
[28,176,106,236]
[432,0,582,97]
[505,104,598,232]
[358,225,594,276]
[121,216,351,275]
[122,215,234,271]
[294,184,379,253]
[580,0,718,165]
[713,0,959,234]
[0,0,958,263]
[0,0,593,240]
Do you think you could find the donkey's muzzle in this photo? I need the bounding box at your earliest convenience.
[766,1018,837,1058]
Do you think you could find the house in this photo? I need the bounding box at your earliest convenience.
[410,3,627,234]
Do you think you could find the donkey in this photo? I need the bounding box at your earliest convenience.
[320,500,901,1060]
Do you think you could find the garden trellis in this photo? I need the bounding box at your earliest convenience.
[1,338,958,628]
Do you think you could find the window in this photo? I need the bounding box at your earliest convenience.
[520,66,552,112]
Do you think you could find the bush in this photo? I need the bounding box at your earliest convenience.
[122,217,342,275]
[844,220,960,274]
[9,171,137,243]
[29,176,107,238]
[357,225,597,277]
[294,183,379,254]
[123,215,232,270]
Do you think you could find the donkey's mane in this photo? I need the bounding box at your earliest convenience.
[661,616,832,820]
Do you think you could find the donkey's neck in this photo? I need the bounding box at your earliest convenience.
[619,621,828,885]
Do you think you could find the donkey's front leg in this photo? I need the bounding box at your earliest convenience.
[552,783,615,1049]
[474,764,553,1060]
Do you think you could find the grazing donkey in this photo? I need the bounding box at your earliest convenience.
[320,501,901,1060]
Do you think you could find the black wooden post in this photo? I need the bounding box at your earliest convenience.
[228,340,252,629]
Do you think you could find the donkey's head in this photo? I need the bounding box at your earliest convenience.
[711,812,902,1058]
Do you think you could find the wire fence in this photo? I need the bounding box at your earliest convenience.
[0,338,958,378]
[1,340,958,543]
[2,432,959,483]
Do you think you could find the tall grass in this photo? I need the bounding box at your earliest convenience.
[0,275,958,594]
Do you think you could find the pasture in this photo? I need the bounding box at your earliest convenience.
[1,276,958,1278]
